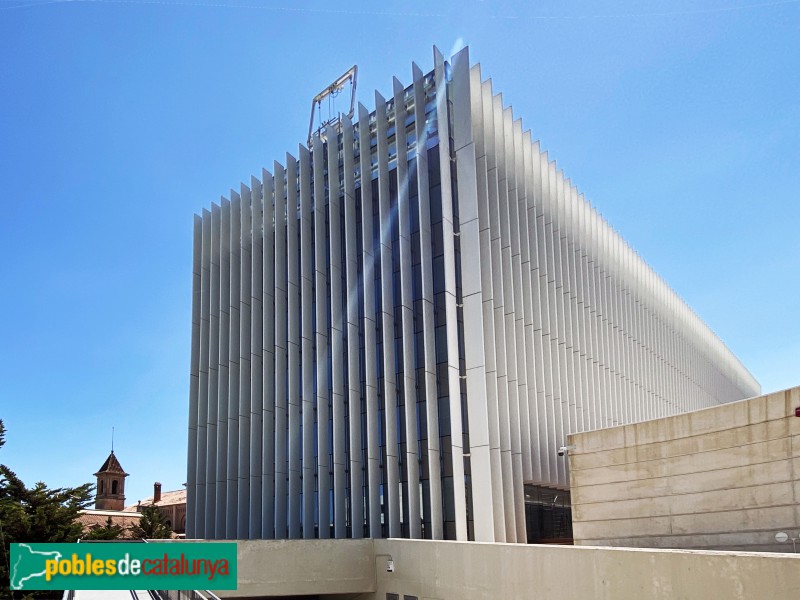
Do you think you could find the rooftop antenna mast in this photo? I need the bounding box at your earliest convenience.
[308,65,357,146]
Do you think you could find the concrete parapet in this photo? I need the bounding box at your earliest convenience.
[569,386,800,553]
[211,537,800,599]
[221,538,375,597]
[373,539,800,600]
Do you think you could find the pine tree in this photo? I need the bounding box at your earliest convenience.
[130,505,172,540]
[0,419,94,597]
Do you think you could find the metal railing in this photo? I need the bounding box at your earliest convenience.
[61,591,220,600]
[150,590,222,600]
[60,539,223,600]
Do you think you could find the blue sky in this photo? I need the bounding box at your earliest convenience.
[1,0,798,506]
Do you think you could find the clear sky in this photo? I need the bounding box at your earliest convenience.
[1,0,798,507]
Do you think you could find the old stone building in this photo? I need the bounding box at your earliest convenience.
[93,450,128,511]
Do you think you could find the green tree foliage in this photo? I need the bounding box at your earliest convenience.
[130,505,172,540]
[0,419,94,597]
[83,516,125,541]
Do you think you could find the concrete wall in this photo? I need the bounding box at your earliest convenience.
[372,539,800,600]
[568,386,800,552]
[226,539,375,598]
[213,538,800,599]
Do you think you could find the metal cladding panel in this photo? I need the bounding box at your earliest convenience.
[187,213,202,540]
[511,118,533,486]
[375,89,401,538]
[342,116,365,539]
[414,63,444,541]
[483,81,514,542]
[214,204,230,536]
[216,199,231,538]
[570,188,588,432]
[195,209,211,539]
[498,99,524,542]
[456,58,494,542]
[539,154,560,485]
[249,176,264,539]
[299,145,315,539]
[188,46,759,543]
[206,202,221,539]
[273,162,288,540]
[436,45,467,542]
[327,124,347,539]
[393,77,422,539]
[506,111,528,543]
[261,169,275,539]
[312,135,331,539]
[528,141,550,486]
[472,73,505,543]
[238,183,253,539]
[358,103,382,538]
[559,175,577,435]
[522,133,543,484]
[226,191,241,539]
[285,155,302,540]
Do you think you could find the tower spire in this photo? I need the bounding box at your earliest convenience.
[94,446,128,511]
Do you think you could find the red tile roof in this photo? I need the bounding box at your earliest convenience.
[124,488,186,511]
[78,510,141,539]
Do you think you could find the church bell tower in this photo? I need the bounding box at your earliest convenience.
[94,450,128,510]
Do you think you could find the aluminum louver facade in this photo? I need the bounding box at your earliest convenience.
[187,47,759,543]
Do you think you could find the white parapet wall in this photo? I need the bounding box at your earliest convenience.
[214,537,800,599]
[568,385,800,552]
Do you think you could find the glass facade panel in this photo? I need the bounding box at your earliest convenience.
[524,485,573,544]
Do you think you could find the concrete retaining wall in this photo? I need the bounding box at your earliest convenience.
[568,386,800,552]
[213,538,800,599]
[373,539,800,600]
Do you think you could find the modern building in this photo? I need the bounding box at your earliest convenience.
[186,46,759,544]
